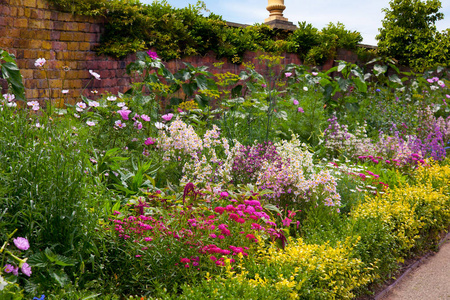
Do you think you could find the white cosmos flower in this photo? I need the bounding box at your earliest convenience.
[155,122,166,129]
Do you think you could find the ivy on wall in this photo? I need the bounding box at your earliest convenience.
[46,0,364,63]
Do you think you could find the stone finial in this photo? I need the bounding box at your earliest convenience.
[264,0,297,31]
[265,0,288,22]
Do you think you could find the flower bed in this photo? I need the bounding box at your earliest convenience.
[0,50,449,299]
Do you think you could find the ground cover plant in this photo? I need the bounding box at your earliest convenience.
[1,47,450,300]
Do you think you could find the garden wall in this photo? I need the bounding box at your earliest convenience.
[0,0,358,103]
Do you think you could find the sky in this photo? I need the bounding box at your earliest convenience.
[139,0,450,46]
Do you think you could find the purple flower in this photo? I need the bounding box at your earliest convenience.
[13,237,29,251]
[117,109,132,120]
[297,107,304,113]
[293,99,299,105]
[21,263,32,277]
[161,113,174,122]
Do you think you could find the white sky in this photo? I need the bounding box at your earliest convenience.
[139,0,450,46]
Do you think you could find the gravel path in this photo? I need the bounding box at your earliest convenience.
[378,234,450,300]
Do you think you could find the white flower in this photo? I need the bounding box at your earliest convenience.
[35,122,42,128]
[117,102,126,108]
[62,89,69,94]
[27,101,39,106]
[76,102,86,111]
[32,105,40,111]
[107,95,117,101]
[6,102,17,107]
[303,86,308,91]
[312,72,318,76]
[0,275,8,291]
[86,121,96,126]
[34,58,46,67]
[155,122,166,130]
[89,70,101,80]
[74,113,80,118]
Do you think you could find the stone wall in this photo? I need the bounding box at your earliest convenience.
[0,0,358,104]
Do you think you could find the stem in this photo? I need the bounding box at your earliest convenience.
[44,67,52,116]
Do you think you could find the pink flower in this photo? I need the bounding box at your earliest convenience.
[134,121,143,130]
[312,72,318,76]
[141,114,150,121]
[161,113,174,121]
[209,233,217,238]
[180,258,191,263]
[88,101,99,107]
[293,99,299,105]
[298,107,304,113]
[144,137,155,145]
[115,120,126,129]
[285,72,292,77]
[13,237,30,250]
[118,109,132,120]
[220,191,229,198]
[21,263,32,277]
[86,121,96,126]
[214,207,225,214]
[34,58,46,67]
[282,218,292,227]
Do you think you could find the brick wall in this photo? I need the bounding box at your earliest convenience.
[0,0,358,104]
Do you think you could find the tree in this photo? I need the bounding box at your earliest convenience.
[376,0,445,70]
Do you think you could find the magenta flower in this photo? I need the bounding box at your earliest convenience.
[161,113,174,122]
[298,107,304,113]
[13,237,29,251]
[117,109,132,120]
[285,72,292,78]
[293,99,299,105]
[220,191,229,198]
[21,263,32,277]
[144,137,155,145]
[282,218,292,227]
[147,50,159,60]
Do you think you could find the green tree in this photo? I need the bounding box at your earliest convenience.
[376,0,445,70]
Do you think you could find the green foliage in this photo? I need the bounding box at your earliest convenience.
[46,0,362,63]
[376,0,448,70]
[0,50,25,100]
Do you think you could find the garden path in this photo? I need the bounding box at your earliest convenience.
[378,233,450,300]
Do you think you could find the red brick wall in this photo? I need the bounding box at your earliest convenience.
[0,0,357,104]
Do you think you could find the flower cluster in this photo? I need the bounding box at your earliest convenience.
[1,234,32,289]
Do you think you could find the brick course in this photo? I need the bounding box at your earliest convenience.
[0,0,358,104]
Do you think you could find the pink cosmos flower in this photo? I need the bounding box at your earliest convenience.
[134,121,143,130]
[117,109,132,120]
[76,102,86,111]
[141,114,150,122]
[21,263,32,277]
[115,120,126,129]
[293,99,299,105]
[298,107,304,113]
[285,72,292,77]
[161,113,174,121]
[220,191,229,198]
[86,121,96,126]
[13,237,29,251]
[312,72,318,76]
[3,93,15,102]
[107,95,117,101]
[34,58,46,67]
[3,264,15,273]
[88,101,99,107]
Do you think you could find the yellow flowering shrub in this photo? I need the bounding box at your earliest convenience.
[232,237,374,299]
